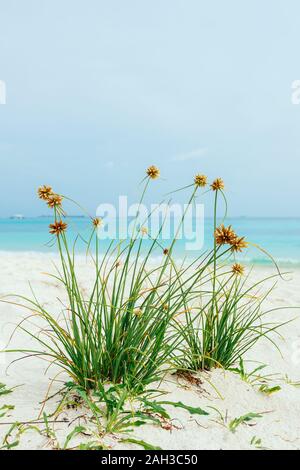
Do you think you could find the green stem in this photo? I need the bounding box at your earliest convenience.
[212,190,218,314]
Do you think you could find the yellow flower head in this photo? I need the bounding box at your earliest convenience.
[140,226,148,236]
[232,263,245,276]
[47,194,63,209]
[211,178,225,191]
[49,220,67,236]
[231,236,248,253]
[133,308,142,317]
[214,224,237,246]
[194,174,207,187]
[146,165,160,180]
[38,185,53,201]
[93,217,102,228]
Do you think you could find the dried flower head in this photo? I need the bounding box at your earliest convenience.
[146,165,160,180]
[194,174,207,187]
[211,178,225,191]
[231,236,248,253]
[163,248,169,256]
[140,226,148,236]
[214,224,237,246]
[133,308,142,317]
[47,194,63,208]
[93,217,102,228]
[49,220,67,236]
[38,185,53,201]
[232,263,245,276]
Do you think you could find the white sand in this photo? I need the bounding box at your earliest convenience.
[0,251,300,450]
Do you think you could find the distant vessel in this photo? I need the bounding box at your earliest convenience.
[10,214,25,220]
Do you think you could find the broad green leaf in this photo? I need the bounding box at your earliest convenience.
[63,426,86,449]
[158,400,209,416]
[141,399,170,419]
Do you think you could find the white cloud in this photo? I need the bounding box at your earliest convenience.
[172,147,207,162]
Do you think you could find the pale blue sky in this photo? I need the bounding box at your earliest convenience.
[0,0,300,216]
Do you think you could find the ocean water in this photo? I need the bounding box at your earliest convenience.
[0,217,299,267]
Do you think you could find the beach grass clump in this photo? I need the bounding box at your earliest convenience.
[35,181,179,391]
[5,168,286,396]
[172,179,286,372]
[183,268,283,371]
[8,169,207,394]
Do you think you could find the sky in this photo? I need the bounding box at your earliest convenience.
[0,0,300,217]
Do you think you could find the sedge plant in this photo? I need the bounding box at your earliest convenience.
[5,168,213,394]
[173,178,288,371]
[3,168,288,399]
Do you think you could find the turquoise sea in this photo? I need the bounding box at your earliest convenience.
[0,217,299,267]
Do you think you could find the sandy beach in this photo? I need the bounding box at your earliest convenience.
[0,251,300,450]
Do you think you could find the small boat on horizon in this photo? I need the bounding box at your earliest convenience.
[10,214,25,220]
